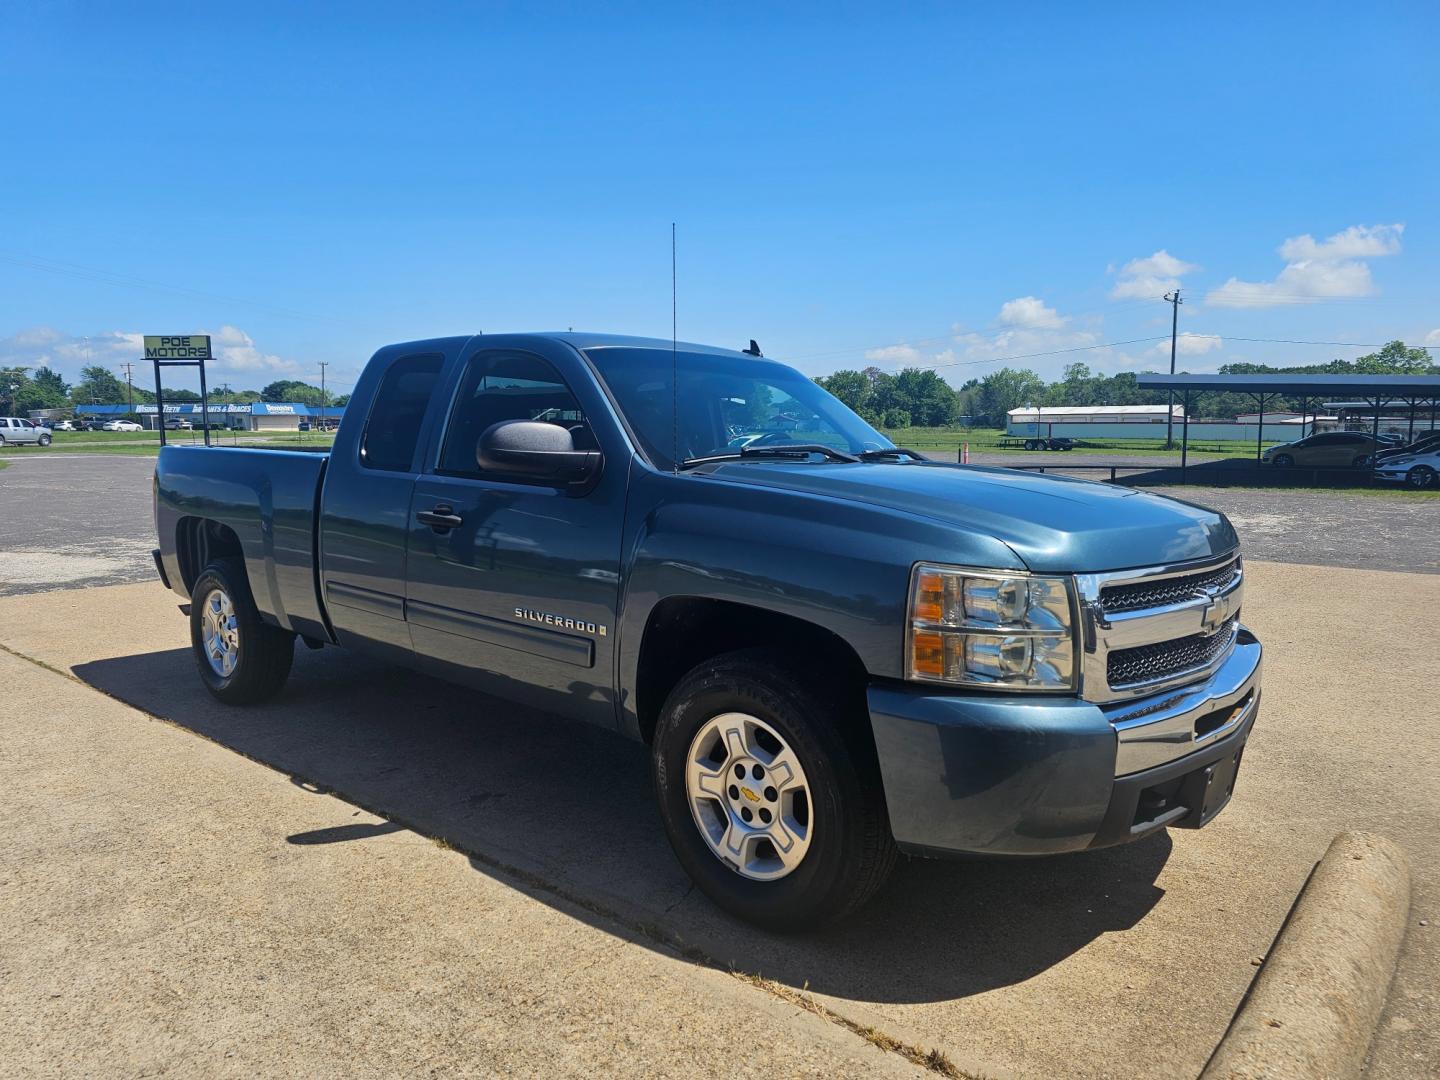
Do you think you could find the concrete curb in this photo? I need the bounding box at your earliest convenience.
[1201,830,1411,1080]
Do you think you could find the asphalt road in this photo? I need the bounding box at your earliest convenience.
[0,455,158,597]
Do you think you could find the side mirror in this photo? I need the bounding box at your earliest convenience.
[477,420,602,489]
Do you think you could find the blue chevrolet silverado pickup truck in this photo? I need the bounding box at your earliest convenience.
[153,332,1261,929]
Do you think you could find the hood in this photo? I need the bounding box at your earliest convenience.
[698,460,1238,573]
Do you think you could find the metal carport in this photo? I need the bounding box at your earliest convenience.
[1136,373,1440,481]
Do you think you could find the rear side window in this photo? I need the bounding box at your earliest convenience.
[360,353,442,471]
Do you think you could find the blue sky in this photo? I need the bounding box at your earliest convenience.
[1,2,1436,399]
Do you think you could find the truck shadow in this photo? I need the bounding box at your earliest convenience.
[72,645,1170,1005]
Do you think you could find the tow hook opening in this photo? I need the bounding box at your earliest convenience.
[1194,690,1253,739]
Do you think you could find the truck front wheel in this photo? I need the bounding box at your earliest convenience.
[652,651,896,930]
[190,558,295,704]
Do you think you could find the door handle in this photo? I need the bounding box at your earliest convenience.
[416,504,464,531]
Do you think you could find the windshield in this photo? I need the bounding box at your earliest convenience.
[582,347,893,470]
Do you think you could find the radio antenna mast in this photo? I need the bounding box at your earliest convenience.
[671,222,678,473]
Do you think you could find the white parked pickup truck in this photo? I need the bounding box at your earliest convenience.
[0,417,52,446]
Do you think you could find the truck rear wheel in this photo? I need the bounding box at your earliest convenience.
[190,558,295,704]
[652,651,896,931]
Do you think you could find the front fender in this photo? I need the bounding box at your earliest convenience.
[614,466,1025,738]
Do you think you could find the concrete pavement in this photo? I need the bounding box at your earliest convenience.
[0,645,931,1079]
[0,562,1435,1077]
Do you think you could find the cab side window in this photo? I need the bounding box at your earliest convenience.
[360,353,443,471]
[438,351,589,479]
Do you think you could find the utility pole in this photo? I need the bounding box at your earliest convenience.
[119,361,136,421]
[1163,290,1184,448]
[318,361,329,431]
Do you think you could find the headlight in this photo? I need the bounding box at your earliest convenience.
[907,564,1077,690]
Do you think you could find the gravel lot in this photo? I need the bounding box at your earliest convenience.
[1157,486,1440,574]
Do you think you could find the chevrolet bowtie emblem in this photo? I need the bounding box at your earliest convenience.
[1200,590,1228,635]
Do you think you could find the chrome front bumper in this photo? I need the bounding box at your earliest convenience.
[1103,627,1262,776]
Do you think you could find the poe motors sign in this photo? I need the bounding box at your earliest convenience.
[144,335,212,360]
[147,334,215,446]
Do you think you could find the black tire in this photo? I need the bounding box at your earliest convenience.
[652,651,897,931]
[1023,439,1038,451]
[1271,453,1293,467]
[189,558,295,704]
[38,433,51,446]
[1408,465,1436,489]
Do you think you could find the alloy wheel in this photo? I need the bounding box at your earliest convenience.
[201,588,240,677]
[684,712,813,881]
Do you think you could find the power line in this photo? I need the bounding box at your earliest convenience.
[1217,336,1439,350]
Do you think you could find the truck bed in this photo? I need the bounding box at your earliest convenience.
[154,445,330,641]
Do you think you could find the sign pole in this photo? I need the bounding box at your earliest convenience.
[154,359,167,447]
[197,355,211,447]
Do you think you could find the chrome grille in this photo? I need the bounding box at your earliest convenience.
[1107,617,1238,689]
[1100,558,1240,613]
[1078,552,1244,702]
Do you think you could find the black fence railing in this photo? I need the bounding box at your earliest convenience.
[994,461,1393,489]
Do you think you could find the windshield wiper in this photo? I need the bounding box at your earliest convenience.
[679,444,861,470]
[856,447,927,462]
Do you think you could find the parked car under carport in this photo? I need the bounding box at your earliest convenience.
[1261,431,1383,468]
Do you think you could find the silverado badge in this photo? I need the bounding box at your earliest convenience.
[514,607,607,637]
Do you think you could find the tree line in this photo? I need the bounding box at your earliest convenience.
[0,367,349,416]
[813,341,1436,428]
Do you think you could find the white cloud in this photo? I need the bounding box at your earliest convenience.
[863,344,922,365]
[1150,333,1223,357]
[209,325,300,374]
[0,325,301,383]
[1207,223,1403,308]
[11,327,64,348]
[1424,329,1440,345]
[1121,251,1198,279]
[997,296,1067,330]
[1110,249,1198,299]
[1277,223,1403,261]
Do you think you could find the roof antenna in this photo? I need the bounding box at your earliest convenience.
[743,339,762,357]
[672,222,679,473]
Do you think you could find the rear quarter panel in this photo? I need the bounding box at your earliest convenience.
[155,445,329,640]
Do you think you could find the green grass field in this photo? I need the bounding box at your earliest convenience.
[0,429,337,457]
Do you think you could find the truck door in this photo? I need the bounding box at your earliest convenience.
[319,350,446,664]
[403,342,627,729]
